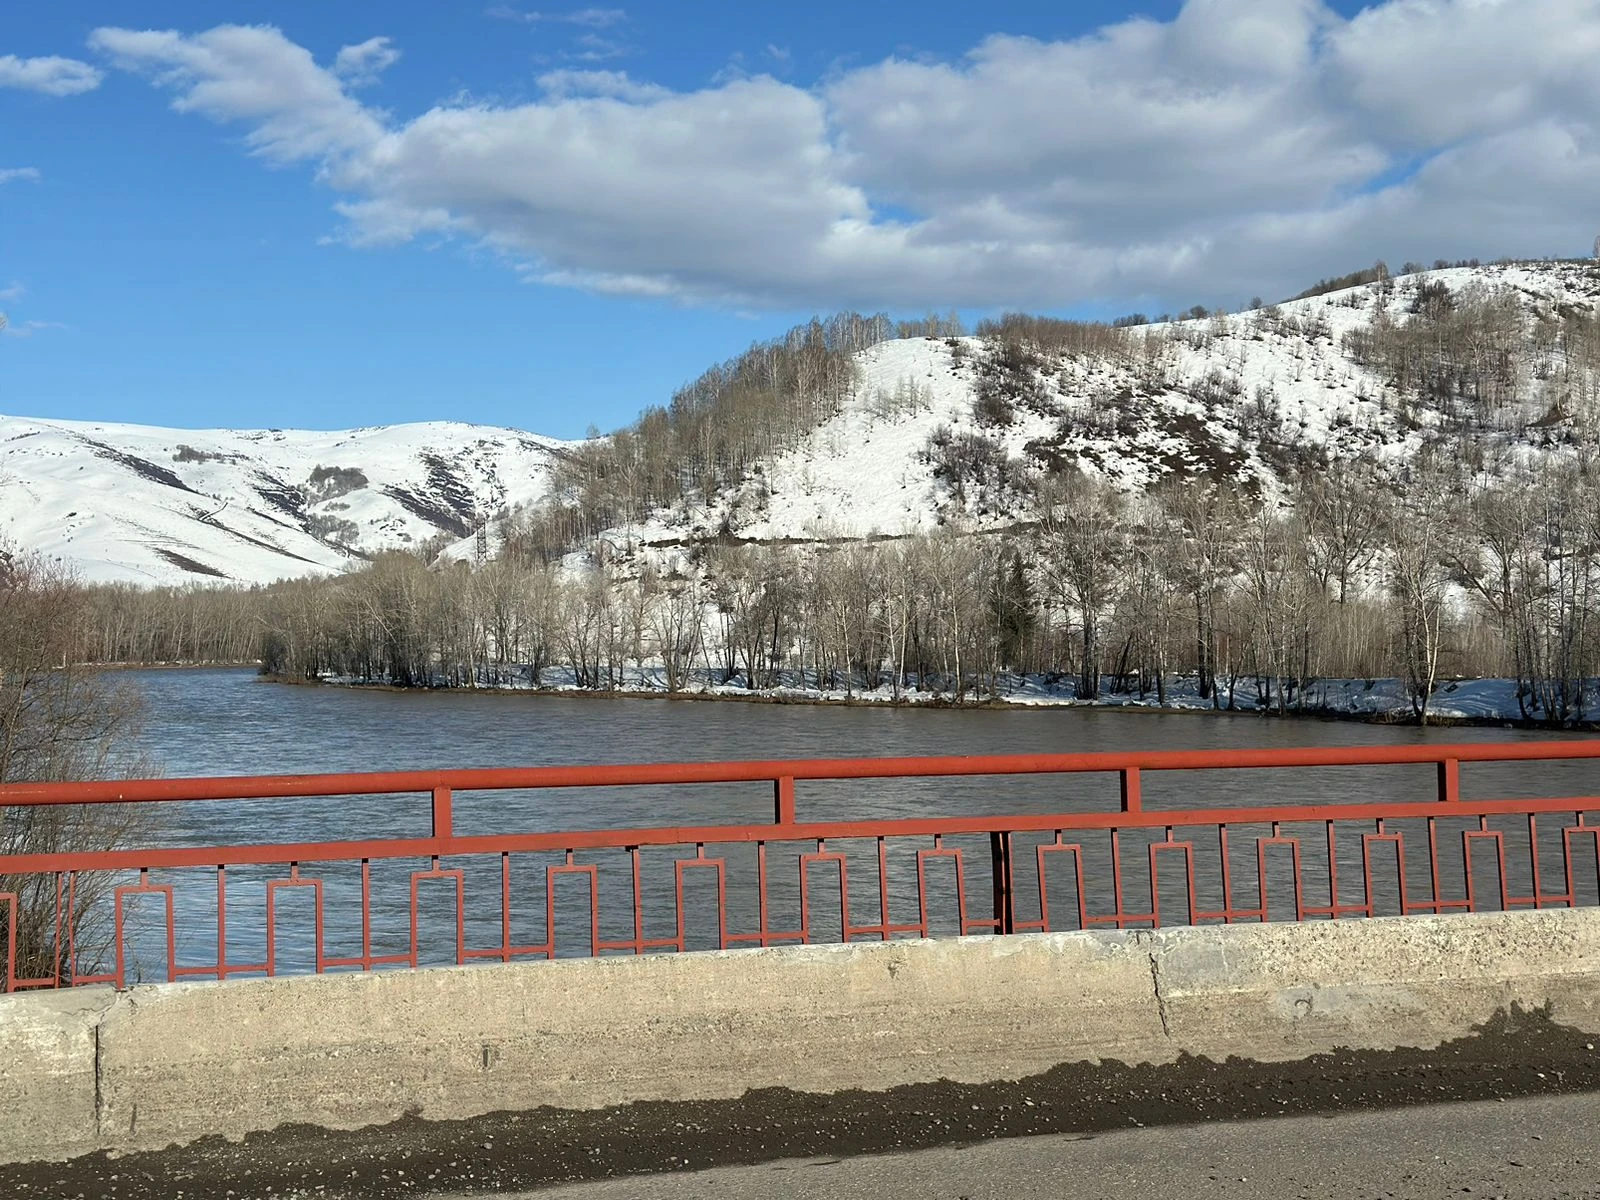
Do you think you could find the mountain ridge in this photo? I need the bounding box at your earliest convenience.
[4,258,1599,587]
[0,415,576,585]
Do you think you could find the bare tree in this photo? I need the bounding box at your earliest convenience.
[1239,505,1316,714]
[1297,459,1386,605]
[647,576,705,693]
[1156,482,1245,706]
[556,566,612,690]
[1035,473,1127,701]
[1,550,151,982]
[1387,481,1454,724]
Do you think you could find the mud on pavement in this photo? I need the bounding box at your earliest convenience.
[7,1005,1600,1200]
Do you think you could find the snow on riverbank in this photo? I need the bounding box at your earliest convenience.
[308,667,1580,725]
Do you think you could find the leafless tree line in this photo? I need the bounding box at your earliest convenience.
[78,582,262,665]
[59,448,1597,726]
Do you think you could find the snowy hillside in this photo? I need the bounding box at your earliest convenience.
[0,416,576,585]
[6,259,1597,588]
[622,259,1600,550]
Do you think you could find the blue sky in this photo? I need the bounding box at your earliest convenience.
[3,0,1597,438]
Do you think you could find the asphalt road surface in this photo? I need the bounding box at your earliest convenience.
[509,1092,1600,1200]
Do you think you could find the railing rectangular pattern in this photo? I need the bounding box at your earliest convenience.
[3,743,1600,991]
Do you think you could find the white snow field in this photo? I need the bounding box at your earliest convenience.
[0,416,575,585]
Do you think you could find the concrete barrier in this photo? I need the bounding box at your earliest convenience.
[0,987,114,1162]
[4,908,1600,1164]
[1150,908,1600,1059]
[91,929,1165,1155]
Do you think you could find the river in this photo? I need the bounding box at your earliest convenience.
[90,669,1600,979]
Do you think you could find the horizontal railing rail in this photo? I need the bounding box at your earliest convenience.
[4,742,1600,991]
[9,740,1600,807]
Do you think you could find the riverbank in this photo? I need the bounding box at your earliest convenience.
[258,668,1597,730]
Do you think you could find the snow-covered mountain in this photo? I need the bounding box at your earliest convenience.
[5,259,1597,587]
[0,417,575,585]
[616,259,1600,553]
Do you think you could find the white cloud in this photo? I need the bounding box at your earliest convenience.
[0,167,42,185]
[827,23,1374,242]
[0,319,66,339]
[567,7,627,27]
[336,76,874,305]
[89,2,1600,311]
[487,7,627,28]
[88,25,382,163]
[536,68,665,102]
[487,7,634,63]
[0,53,103,96]
[1325,0,1600,147]
[567,31,630,62]
[332,37,400,88]
[0,282,23,303]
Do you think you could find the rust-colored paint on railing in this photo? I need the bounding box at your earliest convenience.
[6,740,1600,808]
[3,743,1600,992]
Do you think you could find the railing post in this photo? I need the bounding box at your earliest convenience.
[1437,759,1460,804]
[432,785,453,840]
[990,831,1014,935]
[1121,767,1142,813]
[773,776,796,825]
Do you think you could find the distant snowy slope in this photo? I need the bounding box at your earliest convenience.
[0,416,576,585]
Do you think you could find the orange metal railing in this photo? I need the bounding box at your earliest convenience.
[4,742,1600,990]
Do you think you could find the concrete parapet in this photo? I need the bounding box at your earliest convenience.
[3,908,1600,1164]
[92,930,1165,1152]
[1147,908,1600,1059]
[0,987,115,1161]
